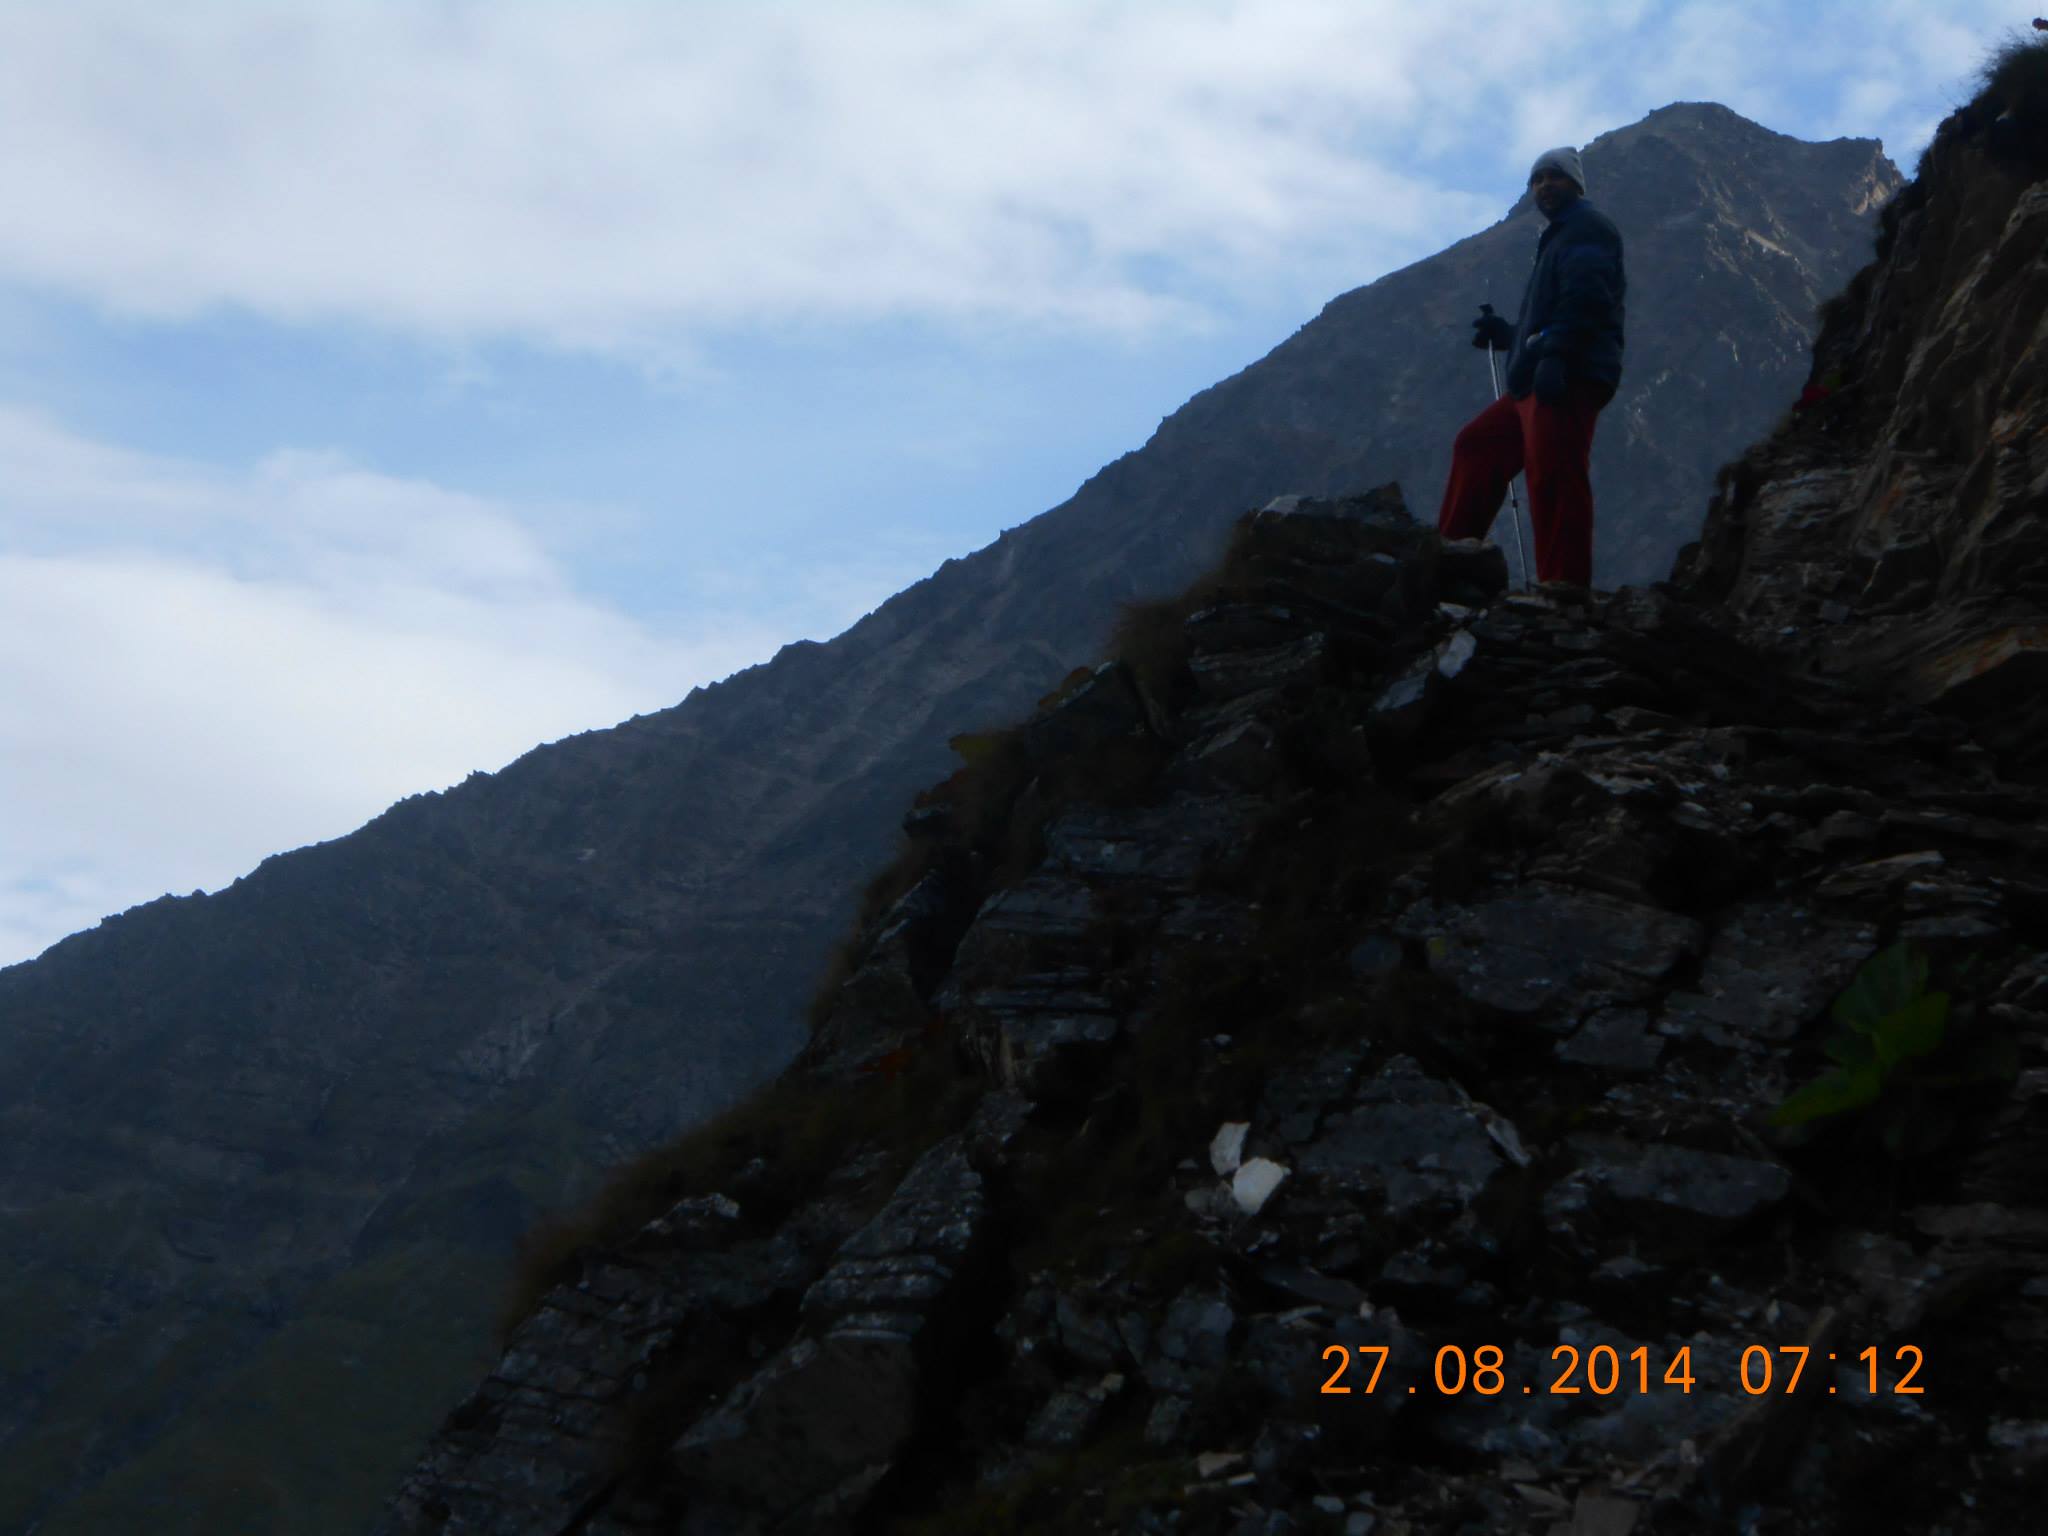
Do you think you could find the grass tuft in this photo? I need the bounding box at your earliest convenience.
[1976,27,2048,127]
[497,1042,978,1340]
[1111,595,1203,710]
[1919,27,2048,177]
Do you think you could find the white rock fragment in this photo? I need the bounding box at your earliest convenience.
[1232,1157,1290,1215]
[1436,629,1479,678]
[1479,1108,1531,1167]
[1195,1450,1244,1479]
[1210,1121,1250,1176]
[1989,1419,2048,1453]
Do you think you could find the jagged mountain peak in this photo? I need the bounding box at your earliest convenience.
[1626,97,1833,140]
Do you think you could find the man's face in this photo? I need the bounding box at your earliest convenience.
[1530,166,1580,216]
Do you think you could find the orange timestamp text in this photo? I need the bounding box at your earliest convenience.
[1320,1343,1926,1397]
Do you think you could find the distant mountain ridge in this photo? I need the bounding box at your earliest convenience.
[0,102,1898,1533]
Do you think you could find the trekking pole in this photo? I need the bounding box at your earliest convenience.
[1479,304,1532,591]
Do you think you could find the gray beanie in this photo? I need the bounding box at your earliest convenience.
[1529,146,1586,194]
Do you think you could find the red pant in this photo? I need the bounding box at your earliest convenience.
[1437,379,1611,586]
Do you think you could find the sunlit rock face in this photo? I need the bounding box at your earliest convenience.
[0,103,1899,1536]
[1676,116,2048,776]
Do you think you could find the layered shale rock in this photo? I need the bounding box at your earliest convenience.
[380,475,2048,1531]
[1676,95,2048,768]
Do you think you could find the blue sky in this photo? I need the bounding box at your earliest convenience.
[0,0,2024,967]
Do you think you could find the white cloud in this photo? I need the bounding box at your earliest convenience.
[0,0,1580,352]
[0,0,2016,358]
[0,405,873,968]
[1636,0,2019,156]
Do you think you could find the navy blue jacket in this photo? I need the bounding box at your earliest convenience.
[1504,197,1626,399]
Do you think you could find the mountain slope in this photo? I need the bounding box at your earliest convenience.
[381,68,2048,1533]
[0,103,1896,1534]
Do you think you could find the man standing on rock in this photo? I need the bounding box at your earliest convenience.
[1439,147,1625,588]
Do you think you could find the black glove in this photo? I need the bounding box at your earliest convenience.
[1471,311,1514,351]
[1533,355,1568,404]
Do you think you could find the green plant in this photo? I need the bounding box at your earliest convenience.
[1772,942,1947,1130]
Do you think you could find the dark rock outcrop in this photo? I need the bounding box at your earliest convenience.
[380,90,2048,1521]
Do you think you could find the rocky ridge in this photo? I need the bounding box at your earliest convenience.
[383,492,2048,1535]
[375,86,2048,1536]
